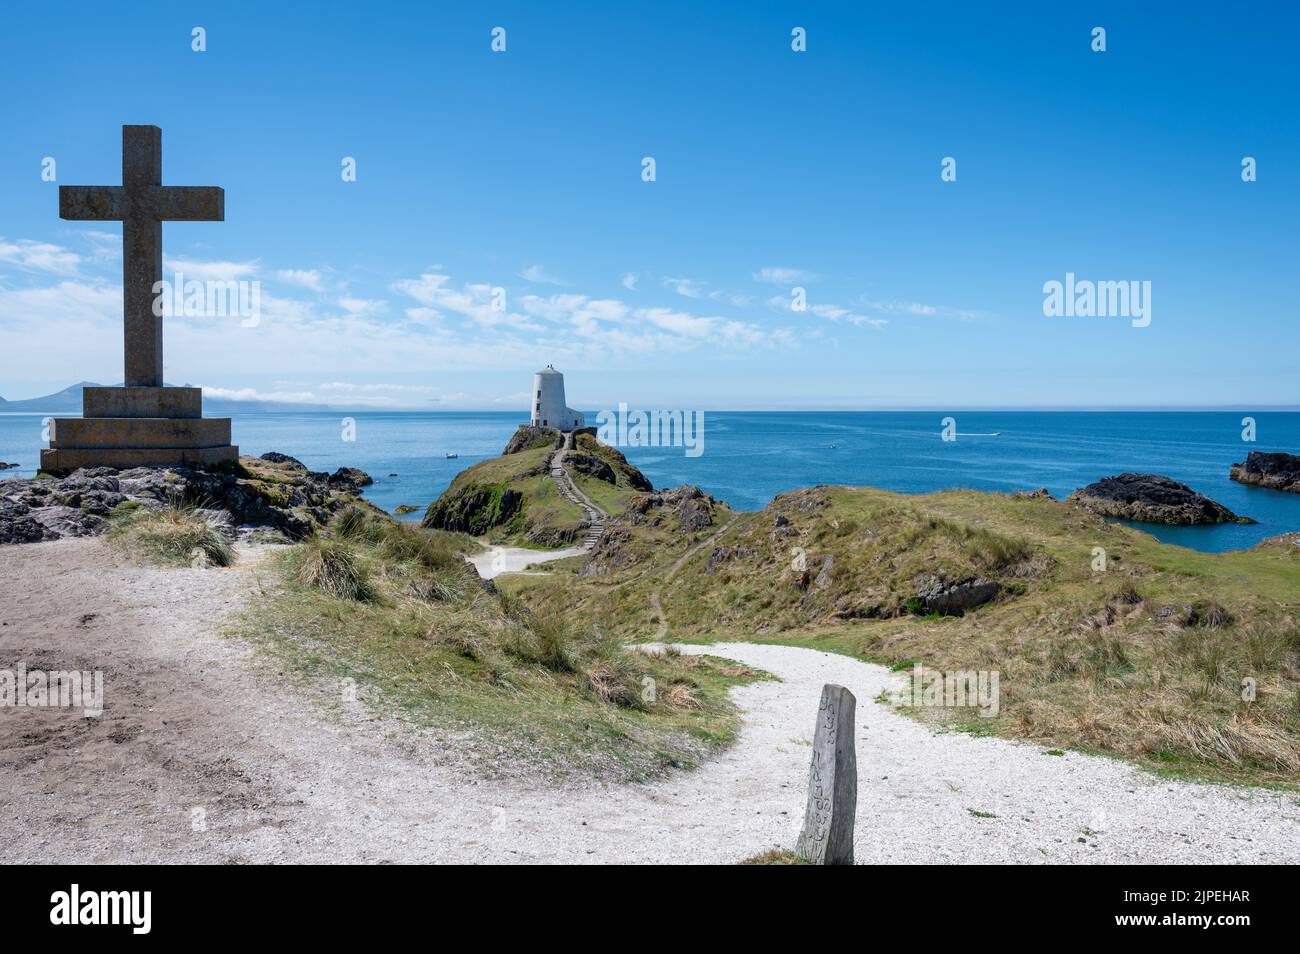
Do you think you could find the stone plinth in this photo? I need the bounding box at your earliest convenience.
[40,385,237,474]
[83,385,201,419]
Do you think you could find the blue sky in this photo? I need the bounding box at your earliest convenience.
[1,1,1297,409]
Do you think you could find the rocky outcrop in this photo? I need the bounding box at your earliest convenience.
[422,482,523,536]
[0,455,374,545]
[1067,473,1251,525]
[1012,487,1055,500]
[567,453,617,485]
[502,425,562,455]
[0,462,18,471]
[1230,451,1300,494]
[912,575,1000,616]
[623,485,718,533]
[579,485,722,577]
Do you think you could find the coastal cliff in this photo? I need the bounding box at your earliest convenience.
[1230,451,1300,494]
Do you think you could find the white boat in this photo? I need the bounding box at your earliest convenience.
[445,452,459,459]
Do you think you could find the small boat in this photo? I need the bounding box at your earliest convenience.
[445,452,459,459]
[828,442,838,449]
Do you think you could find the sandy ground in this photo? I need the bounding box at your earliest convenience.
[468,544,586,579]
[3,537,1299,864]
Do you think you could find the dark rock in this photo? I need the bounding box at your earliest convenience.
[0,499,52,543]
[29,505,107,538]
[1068,473,1251,525]
[328,466,374,492]
[259,451,308,469]
[706,545,760,572]
[914,574,1000,616]
[567,453,617,485]
[0,453,373,546]
[1157,604,1199,627]
[0,462,19,470]
[502,425,562,455]
[814,554,834,589]
[423,483,524,536]
[1230,451,1300,494]
[1013,487,1055,500]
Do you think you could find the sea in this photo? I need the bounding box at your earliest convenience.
[3,409,1298,554]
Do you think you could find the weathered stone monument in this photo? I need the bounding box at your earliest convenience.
[40,125,238,472]
[795,683,857,865]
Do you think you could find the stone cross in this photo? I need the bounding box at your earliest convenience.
[795,683,857,865]
[59,125,224,388]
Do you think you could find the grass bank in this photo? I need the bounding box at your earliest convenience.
[229,505,766,781]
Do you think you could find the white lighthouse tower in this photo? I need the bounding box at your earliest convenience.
[530,365,585,431]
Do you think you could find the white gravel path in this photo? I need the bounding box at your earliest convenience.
[467,544,585,578]
[5,539,1298,864]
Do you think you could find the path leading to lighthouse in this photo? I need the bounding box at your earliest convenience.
[5,537,1300,863]
[548,431,607,551]
[467,433,610,580]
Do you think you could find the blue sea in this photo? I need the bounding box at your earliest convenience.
[3,410,1299,554]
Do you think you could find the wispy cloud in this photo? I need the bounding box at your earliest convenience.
[861,298,986,321]
[753,266,820,285]
[662,275,753,307]
[163,257,259,282]
[338,296,387,316]
[621,272,639,290]
[767,294,886,328]
[0,238,81,275]
[276,268,325,291]
[519,263,567,285]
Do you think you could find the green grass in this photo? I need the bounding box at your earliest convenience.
[511,484,1300,787]
[740,849,810,865]
[106,501,234,567]
[228,505,767,781]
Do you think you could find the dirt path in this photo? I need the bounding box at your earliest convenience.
[651,516,740,639]
[3,537,1298,864]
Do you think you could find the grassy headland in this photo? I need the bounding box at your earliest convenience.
[508,484,1300,787]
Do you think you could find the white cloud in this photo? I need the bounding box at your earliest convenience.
[163,257,259,282]
[393,272,539,330]
[754,266,821,285]
[767,294,887,328]
[519,263,566,285]
[621,272,639,290]
[338,296,387,316]
[863,298,984,321]
[663,276,707,299]
[0,238,81,275]
[276,269,325,290]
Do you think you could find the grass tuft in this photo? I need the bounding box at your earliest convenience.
[107,502,234,567]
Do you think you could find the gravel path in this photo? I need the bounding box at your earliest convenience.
[467,544,586,578]
[3,538,1297,864]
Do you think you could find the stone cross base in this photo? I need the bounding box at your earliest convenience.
[40,386,238,474]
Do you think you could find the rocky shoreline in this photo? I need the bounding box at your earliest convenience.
[0,452,374,545]
[1067,472,1252,526]
[1230,451,1300,494]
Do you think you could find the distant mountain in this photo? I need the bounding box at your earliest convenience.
[0,383,335,414]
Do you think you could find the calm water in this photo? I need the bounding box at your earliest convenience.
[3,410,1299,553]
